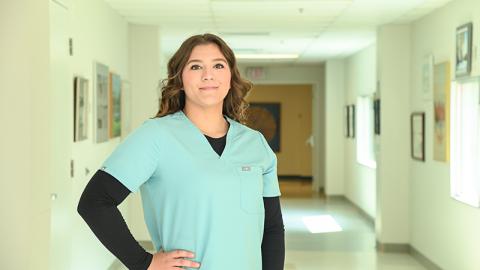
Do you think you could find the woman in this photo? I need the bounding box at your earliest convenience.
[78,33,285,270]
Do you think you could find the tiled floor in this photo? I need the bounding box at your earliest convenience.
[281,193,426,270]
[118,181,427,270]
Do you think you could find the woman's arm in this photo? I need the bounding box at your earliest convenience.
[262,197,285,270]
[77,170,153,270]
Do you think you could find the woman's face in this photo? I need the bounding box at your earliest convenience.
[181,43,232,111]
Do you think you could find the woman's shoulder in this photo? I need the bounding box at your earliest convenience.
[145,111,183,127]
[233,121,265,142]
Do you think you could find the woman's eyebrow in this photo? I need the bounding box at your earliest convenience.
[186,58,228,65]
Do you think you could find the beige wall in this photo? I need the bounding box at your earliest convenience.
[344,44,377,218]
[0,1,50,269]
[247,84,312,177]
[409,0,480,269]
[238,64,324,191]
[325,60,346,195]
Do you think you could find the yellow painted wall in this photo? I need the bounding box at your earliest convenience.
[246,84,312,177]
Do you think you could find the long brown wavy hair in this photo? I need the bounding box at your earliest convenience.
[154,33,253,124]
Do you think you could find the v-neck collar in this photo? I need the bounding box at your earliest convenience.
[177,110,236,160]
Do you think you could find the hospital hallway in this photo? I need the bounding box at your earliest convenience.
[5,0,480,269]
[279,181,426,270]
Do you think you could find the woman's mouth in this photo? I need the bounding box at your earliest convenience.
[199,86,218,91]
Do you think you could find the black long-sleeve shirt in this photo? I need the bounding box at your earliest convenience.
[78,133,285,270]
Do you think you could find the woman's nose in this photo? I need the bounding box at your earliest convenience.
[201,68,214,81]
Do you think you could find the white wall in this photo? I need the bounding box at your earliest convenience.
[375,24,411,245]
[67,0,130,269]
[409,0,480,269]
[127,24,163,241]
[0,1,51,269]
[344,45,377,218]
[325,60,346,195]
[237,64,326,192]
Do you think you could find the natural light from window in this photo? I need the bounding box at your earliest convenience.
[356,96,377,169]
[450,79,480,207]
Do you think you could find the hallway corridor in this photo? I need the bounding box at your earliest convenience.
[281,195,426,270]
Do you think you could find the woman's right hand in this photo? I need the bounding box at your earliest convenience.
[147,249,201,270]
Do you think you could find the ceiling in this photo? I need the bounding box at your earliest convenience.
[104,0,454,64]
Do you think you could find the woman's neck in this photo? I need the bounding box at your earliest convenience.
[183,104,229,138]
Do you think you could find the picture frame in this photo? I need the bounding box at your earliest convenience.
[433,62,451,162]
[345,105,350,138]
[73,76,89,142]
[373,99,381,135]
[349,104,356,139]
[109,72,122,138]
[422,54,434,101]
[411,112,425,161]
[455,22,473,78]
[94,62,109,143]
[245,102,281,152]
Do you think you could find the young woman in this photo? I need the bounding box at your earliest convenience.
[78,33,285,270]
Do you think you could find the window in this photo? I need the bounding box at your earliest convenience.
[356,96,377,169]
[450,78,480,207]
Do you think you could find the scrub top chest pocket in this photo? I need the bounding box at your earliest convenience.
[236,165,264,214]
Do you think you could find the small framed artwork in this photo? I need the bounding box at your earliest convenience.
[345,105,350,137]
[245,102,281,152]
[433,62,451,162]
[422,54,434,101]
[373,99,381,135]
[74,76,89,142]
[94,62,109,143]
[411,112,425,161]
[455,22,473,77]
[349,105,356,139]
[109,72,122,138]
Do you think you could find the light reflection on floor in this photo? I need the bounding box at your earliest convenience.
[281,182,427,270]
[302,215,343,234]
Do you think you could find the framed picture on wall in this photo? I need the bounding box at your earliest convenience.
[373,99,381,135]
[349,104,356,139]
[455,22,473,77]
[245,102,281,152]
[345,105,350,138]
[94,62,109,143]
[433,62,451,162]
[411,112,425,161]
[74,76,89,142]
[109,72,122,138]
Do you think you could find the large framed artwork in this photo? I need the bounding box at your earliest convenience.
[94,62,109,143]
[109,72,121,138]
[455,22,473,77]
[74,76,88,142]
[245,102,280,152]
[411,112,425,162]
[433,62,451,162]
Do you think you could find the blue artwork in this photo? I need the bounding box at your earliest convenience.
[246,102,281,152]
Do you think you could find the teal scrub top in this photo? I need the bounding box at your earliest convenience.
[101,110,281,270]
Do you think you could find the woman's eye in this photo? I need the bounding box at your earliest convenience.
[190,64,202,70]
[214,63,225,69]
